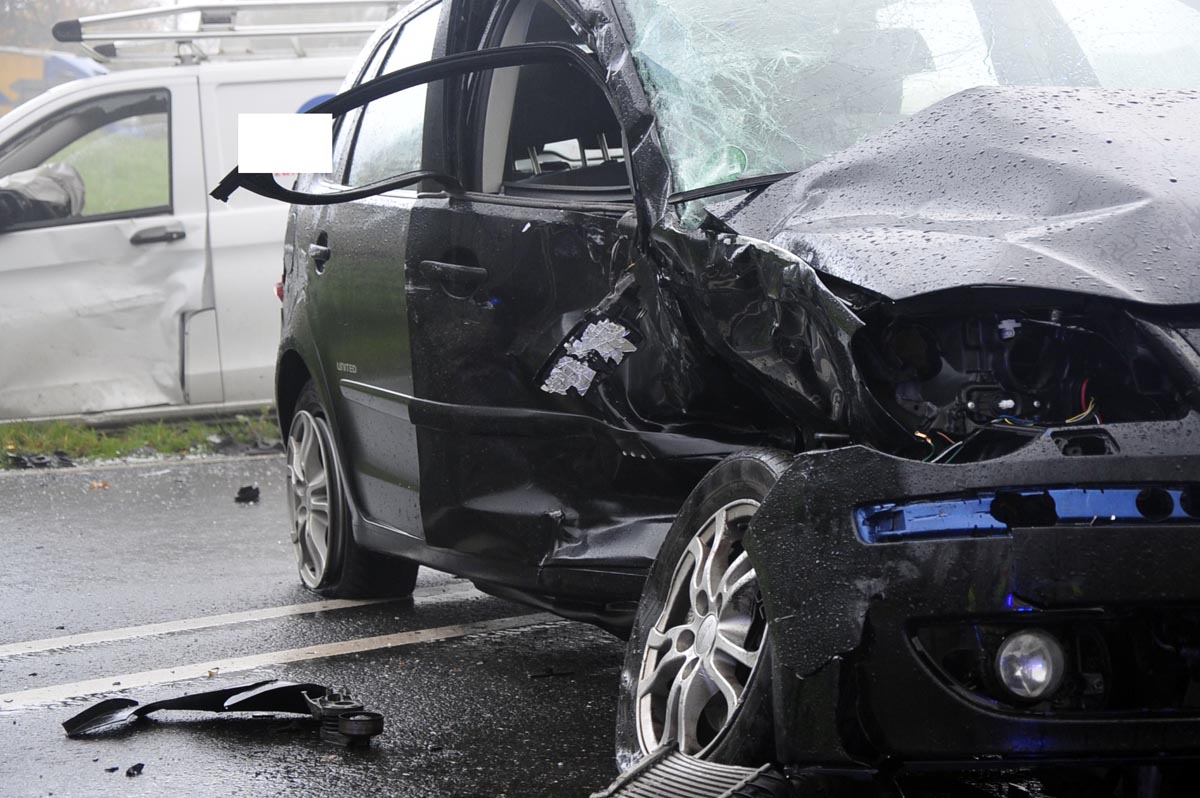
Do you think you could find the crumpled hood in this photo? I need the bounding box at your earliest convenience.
[721,86,1200,306]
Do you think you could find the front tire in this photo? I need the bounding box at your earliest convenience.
[616,449,791,771]
[286,381,418,599]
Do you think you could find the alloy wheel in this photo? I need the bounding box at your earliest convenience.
[636,499,768,756]
[287,409,333,589]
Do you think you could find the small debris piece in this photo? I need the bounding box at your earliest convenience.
[88,480,110,491]
[234,485,260,504]
[6,451,74,469]
[125,763,144,778]
[529,667,575,679]
[104,766,119,773]
[303,691,384,747]
[206,668,220,677]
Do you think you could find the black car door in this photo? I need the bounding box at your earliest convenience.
[296,1,444,538]
[215,31,704,601]
[402,4,650,570]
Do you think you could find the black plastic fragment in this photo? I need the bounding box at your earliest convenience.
[62,680,327,736]
[6,451,74,469]
[234,485,260,504]
[125,763,144,778]
[63,681,387,749]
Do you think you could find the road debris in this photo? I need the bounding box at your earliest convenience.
[125,763,144,778]
[234,485,260,504]
[63,680,385,748]
[5,450,74,469]
[303,691,385,747]
[88,480,109,490]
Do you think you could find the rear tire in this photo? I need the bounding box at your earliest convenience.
[286,380,418,599]
[616,449,791,771]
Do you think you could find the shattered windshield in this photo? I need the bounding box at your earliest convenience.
[619,0,1200,194]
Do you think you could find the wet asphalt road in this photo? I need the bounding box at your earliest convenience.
[0,455,626,798]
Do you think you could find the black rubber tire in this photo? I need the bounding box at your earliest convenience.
[290,381,419,599]
[615,448,792,772]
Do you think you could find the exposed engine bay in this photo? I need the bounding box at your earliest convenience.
[854,305,1186,462]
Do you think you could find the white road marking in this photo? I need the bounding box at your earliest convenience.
[0,612,560,711]
[0,581,483,658]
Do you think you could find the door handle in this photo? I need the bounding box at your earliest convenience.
[415,260,489,299]
[130,223,186,245]
[307,243,331,266]
[417,260,488,284]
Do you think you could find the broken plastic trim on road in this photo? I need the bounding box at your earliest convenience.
[63,680,384,748]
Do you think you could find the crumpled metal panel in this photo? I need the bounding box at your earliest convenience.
[721,86,1200,306]
[0,215,203,419]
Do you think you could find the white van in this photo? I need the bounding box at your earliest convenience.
[0,9,364,421]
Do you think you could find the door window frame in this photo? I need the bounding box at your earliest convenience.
[0,88,173,232]
[450,0,636,209]
[215,43,640,222]
[340,0,446,194]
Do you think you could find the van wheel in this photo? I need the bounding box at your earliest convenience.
[616,449,791,770]
[286,381,418,599]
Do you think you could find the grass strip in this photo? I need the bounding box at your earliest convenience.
[1,408,280,466]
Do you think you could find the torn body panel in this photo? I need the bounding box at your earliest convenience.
[400,195,787,586]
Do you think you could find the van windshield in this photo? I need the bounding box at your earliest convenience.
[618,0,1200,194]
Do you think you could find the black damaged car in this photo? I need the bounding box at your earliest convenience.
[214,0,1200,793]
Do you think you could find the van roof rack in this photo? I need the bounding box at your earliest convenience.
[53,1,401,64]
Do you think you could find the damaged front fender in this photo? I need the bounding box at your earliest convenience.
[648,215,907,446]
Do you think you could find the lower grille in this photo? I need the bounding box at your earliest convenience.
[592,748,792,798]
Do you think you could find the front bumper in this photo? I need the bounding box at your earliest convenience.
[747,413,1200,767]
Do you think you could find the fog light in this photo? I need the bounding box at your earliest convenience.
[995,629,1065,700]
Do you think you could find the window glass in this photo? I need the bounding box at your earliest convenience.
[618,0,1200,193]
[0,90,170,228]
[346,4,440,187]
[47,113,169,217]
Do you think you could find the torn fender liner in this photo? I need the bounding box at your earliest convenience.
[591,747,793,798]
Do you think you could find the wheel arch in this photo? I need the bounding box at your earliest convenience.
[276,348,313,436]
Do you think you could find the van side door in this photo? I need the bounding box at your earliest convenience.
[0,75,207,419]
